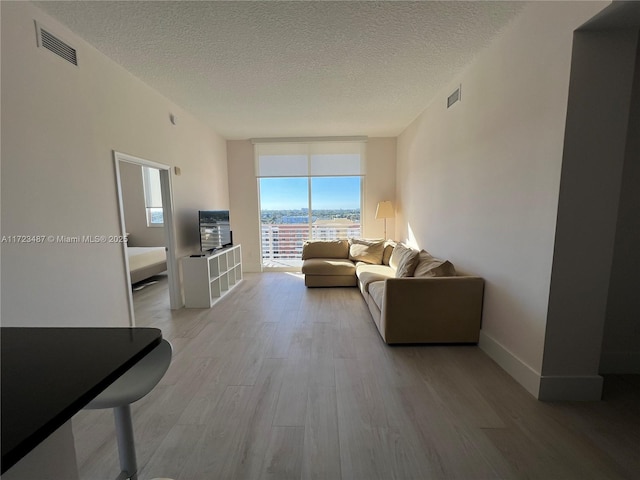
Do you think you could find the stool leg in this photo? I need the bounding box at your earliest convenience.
[113,405,138,480]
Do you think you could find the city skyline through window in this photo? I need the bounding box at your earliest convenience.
[259,176,362,269]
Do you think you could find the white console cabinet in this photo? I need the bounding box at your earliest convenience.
[182,244,242,308]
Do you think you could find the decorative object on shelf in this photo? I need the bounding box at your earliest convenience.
[375,201,394,240]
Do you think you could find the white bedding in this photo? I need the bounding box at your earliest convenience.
[127,246,166,272]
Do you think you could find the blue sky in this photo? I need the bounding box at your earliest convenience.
[260,177,361,210]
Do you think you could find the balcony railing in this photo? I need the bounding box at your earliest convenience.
[261,223,361,261]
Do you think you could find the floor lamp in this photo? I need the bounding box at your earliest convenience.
[375,201,394,240]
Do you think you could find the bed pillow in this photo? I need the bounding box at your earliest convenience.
[389,243,420,277]
[349,238,385,265]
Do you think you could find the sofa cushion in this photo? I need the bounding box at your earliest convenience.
[349,238,384,265]
[301,258,356,276]
[414,250,457,277]
[368,281,385,311]
[390,243,420,278]
[355,264,395,292]
[302,240,349,260]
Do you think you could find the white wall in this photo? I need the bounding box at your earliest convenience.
[541,26,639,399]
[600,34,640,372]
[396,1,608,397]
[227,138,397,272]
[362,138,397,240]
[227,140,262,272]
[1,2,228,326]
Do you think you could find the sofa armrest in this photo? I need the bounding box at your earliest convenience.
[380,276,484,344]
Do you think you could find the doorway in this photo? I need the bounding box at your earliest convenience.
[113,151,181,326]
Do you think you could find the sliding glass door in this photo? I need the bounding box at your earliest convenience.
[260,177,310,268]
[259,176,361,269]
[310,176,361,241]
[256,141,365,270]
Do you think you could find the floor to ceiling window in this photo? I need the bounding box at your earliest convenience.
[256,140,365,270]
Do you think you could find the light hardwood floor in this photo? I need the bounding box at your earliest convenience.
[72,272,640,480]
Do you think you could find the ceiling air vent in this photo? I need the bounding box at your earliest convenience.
[35,21,78,66]
[447,85,461,108]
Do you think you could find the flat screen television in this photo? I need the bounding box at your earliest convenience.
[199,210,232,252]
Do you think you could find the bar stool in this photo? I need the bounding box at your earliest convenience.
[84,339,172,480]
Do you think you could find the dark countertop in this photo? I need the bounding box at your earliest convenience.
[1,327,162,474]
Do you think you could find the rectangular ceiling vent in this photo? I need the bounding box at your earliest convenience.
[447,85,461,109]
[35,21,78,66]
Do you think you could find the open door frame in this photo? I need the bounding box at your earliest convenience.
[113,151,182,326]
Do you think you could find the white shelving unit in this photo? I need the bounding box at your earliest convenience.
[182,244,242,308]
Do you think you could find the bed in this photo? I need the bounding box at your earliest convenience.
[127,246,167,284]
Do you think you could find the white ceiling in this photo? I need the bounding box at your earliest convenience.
[35,1,525,139]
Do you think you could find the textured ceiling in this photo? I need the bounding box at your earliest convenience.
[35,1,525,139]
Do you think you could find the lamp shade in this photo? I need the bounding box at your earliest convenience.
[375,201,394,219]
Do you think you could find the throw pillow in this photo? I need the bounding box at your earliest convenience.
[413,250,457,277]
[382,240,395,265]
[348,238,385,265]
[390,243,420,277]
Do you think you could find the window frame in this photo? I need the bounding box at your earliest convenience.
[142,166,164,227]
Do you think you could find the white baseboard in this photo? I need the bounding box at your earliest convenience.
[538,375,603,401]
[478,330,541,398]
[599,351,640,374]
[479,330,606,401]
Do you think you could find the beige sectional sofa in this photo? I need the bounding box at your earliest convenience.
[301,239,484,344]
